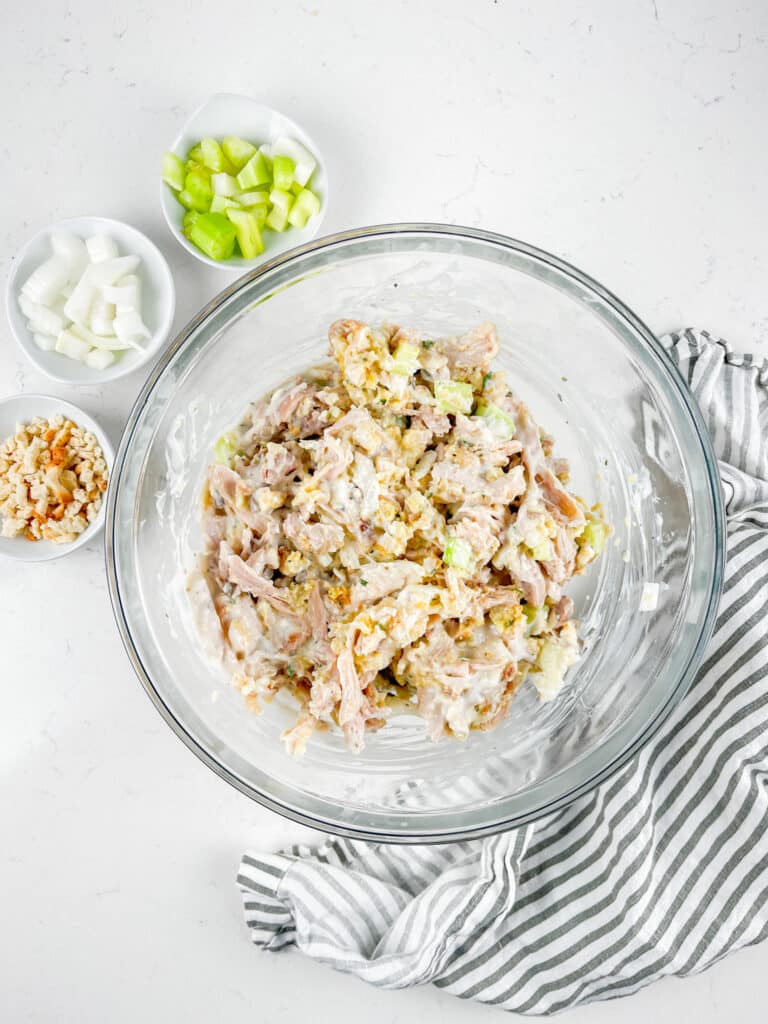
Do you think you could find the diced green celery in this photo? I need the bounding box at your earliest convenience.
[236,151,272,190]
[210,195,241,213]
[222,135,257,171]
[186,143,203,163]
[290,181,304,197]
[162,152,185,191]
[184,168,213,209]
[287,187,321,228]
[226,208,265,259]
[272,155,296,191]
[443,536,475,572]
[530,539,554,561]
[475,400,515,439]
[266,189,294,232]
[391,341,420,376]
[434,380,474,414]
[214,431,238,464]
[186,212,237,261]
[177,189,208,213]
[182,211,201,238]
[580,519,608,555]
[523,604,548,636]
[201,137,226,172]
[237,190,270,209]
[211,172,238,197]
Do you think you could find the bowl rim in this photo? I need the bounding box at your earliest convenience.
[105,222,726,842]
[160,91,329,271]
[6,215,176,386]
[0,392,115,562]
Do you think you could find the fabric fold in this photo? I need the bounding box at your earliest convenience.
[239,329,768,1015]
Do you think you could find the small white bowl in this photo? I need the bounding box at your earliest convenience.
[161,92,329,270]
[6,216,176,386]
[0,394,115,562]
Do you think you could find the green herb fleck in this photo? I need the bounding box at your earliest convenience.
[482,372,493,389]
[422,339,435,349]
[286,664,295,678]
[360,578,368,587]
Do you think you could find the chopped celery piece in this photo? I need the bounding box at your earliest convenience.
[222,135,256,171]
[290,181,304,197]
[214,432,238,464]
[187,143,203,163]
[211,172,238,197]
[287,187,321,228]
[443,536,475,572]
[210,195,241,213]
[178,188,208,213]
[185,212,237,261]
[226,208,265,259]
[237,190,270,209]
[530,539,554,561]
[391,341,420,376]
[236,151,271,190]
[272,136,316,187]
[266,189,293,232]
[162,152,185,191]
[580,520,608,555]
[185,168,213,206]
[182,211,201,238]
[522,604,539,624]
[272,155,296,190]
[200,137,226,172]
[475,400,515,439]
[434,379,474,414]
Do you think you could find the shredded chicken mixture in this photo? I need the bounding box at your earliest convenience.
[188,320,608,754]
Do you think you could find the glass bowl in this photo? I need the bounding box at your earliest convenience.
[106,224,724,842]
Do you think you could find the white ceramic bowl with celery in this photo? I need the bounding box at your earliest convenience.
[6,216,175,386]
[160,93,329,270]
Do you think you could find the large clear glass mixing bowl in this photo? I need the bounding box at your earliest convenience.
[106,224,724,842]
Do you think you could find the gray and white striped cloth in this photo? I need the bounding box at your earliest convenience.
[238,329,768,1015]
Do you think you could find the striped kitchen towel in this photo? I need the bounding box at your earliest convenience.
[238,329,768,1014]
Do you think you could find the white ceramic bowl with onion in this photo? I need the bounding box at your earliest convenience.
[160,92,329,270]
[6,216,175,386]
[0,393,114,563]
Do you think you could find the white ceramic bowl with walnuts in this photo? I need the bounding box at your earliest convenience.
[0,394,114,562]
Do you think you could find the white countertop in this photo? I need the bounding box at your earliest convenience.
[1,1,766,1021]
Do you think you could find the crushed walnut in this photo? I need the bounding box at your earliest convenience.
[0,414,109,544]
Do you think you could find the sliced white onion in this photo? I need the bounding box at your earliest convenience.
[103,274,141,312]
[32,332,57,352]
[50,232,89,282]
[90,295,117,336]
[114,310,150,344]
[85,348,116,370]
[55,329,91,362]
[86,234,119,263]
[21,255,70,305]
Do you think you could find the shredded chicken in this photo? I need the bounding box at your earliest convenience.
[188,319,608,753]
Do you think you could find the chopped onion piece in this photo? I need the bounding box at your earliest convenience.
[21,256,69,305]
[32,332,57,352]
[90,295,117,336]
[82,255,140,288]
[114,310,150,344]
[85,348,117,370]
[63,280,97,326]
[55,329,91,361]
[103,274,140,312]
[86,234,119,263]
[50,232,89,282]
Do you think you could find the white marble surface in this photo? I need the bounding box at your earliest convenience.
[1,1,767,1021]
